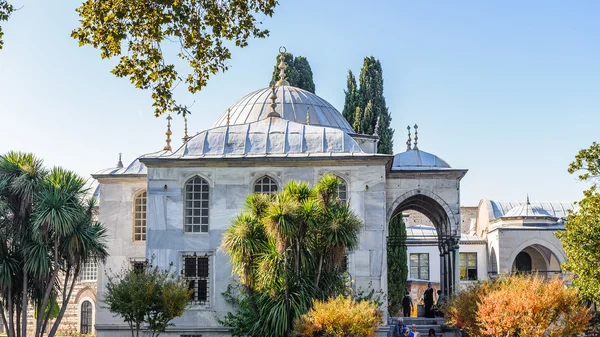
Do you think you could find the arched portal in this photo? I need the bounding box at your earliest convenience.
[511,244,562,278]
[387,189,461,297]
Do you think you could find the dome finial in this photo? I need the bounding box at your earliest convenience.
[527,194,530,205]
[275,46,290,86]
[413,124,419,150]
[374,116,381,136]
[182,116,190,143]
[306,107,311,125]
[164,114,173,151]
[226,108,231,126]
[406,125,412,151]
[267,81,281,118]
[116,152,124,168]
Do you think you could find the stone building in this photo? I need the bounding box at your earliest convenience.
[87,50,575,336]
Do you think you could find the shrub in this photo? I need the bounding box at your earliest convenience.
[293,295,381,337]
[444,275,592,337]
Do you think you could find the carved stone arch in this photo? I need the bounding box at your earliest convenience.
[387,188,458,238]
[182,172,213,188]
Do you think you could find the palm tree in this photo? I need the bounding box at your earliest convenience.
[0,153,108,337]
[221,174,363,337]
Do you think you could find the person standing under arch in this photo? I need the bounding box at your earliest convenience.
[423,282,434,318]
[402,291,413,317]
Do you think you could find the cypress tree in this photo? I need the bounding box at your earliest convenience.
[342,56,395,154]
[271,52,316,93]
[342,70,358,127]
[387,215,408,316]
[352,107,363,134]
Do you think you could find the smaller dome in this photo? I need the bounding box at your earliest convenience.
[503,204,554,218]
[392,149,451,170]
[93,150,169,176]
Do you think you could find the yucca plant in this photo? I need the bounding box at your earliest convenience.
[221,174,363,337]
[0,152,108,337]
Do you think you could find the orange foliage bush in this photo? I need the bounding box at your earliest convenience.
[444,275,591,337]
[293,295,381,337]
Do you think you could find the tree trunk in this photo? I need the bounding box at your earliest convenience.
[37,242,60,337]
[21,272,27,337]
[48,266,77,337]
[15,305,20,337]
[315,254,324,289]
[0,302,10,337]
[284,250,291,337]
[8,288,15,337]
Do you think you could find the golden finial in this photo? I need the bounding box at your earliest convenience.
[406,125,412,151]
[267,81,281,118]
[275,46,290,86]
[413,124,418,150]
[164,114,173,151]
[226,108,231,126]
[374,116,381,136]
[116,152,123,168]
[306,107,311,125]
[182,116,190,143]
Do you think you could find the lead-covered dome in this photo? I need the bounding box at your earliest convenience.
[502,204,555,219]
[212,86,355,134]
[392,149,451,170]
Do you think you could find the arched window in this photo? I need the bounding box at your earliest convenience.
[133,190,147,241]
[80,300,93,334]
[254,176,278,194]
[184,176,209,233]
[336,177,348,204]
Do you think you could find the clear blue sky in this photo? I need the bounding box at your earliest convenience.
[0,0,598,205]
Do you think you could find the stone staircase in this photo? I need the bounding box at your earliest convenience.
[386,317,458,337]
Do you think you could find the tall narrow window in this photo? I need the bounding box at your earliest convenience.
[460,252,478,280]
[184,176,209,233]
[80,261,98,282]
[254,176,278,194]
[80,300,92,334]
[410,253,429,280]
[133,190,147,241]
[183,255,210,306]
[336,177,348,203]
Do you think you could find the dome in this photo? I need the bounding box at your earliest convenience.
[93,150,169,177]
[165,117,365,158]
[503,204,555,218]
[212,86,355,134]
[391,149,451,170]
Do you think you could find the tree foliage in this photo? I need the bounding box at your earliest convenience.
[292,295,381,337]
[387,215,407,317]
[0,151,109,337]
[556,141,600,302]
[71,0,278,117]
[342,57,394,154]
[220,175,363,337]
[0,0,14,50]
[271,52,315,93]
[444,275,591,337]
[103,262,191,337]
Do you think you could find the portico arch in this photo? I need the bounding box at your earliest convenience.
[387,188,461,296]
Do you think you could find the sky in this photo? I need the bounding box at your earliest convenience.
[0,0,598,206]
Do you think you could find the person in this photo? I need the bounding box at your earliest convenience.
[402,327,412,337]
[411,324,420,337]
[395,317,407,337]
[402,291,413,317]
[436,289,445,305]
[427,328,437,337]
[423,282,435,318]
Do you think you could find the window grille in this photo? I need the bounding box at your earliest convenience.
[254,176,278,194]
[183,255,210,306]
[184,177,209,233]
[336,178,348,203]
[134,191,147,241]
[80,301,93,334]
[80,261,98,282]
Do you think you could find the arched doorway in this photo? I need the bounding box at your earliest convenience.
[514,252,532,273]
[387,189,461,298]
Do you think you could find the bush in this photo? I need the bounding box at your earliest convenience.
[293,295,381,337]
[444,275,592,337]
